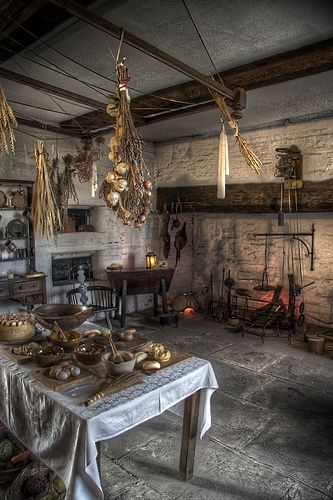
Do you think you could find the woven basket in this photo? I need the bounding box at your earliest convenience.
[5,461,66,500]
[0,429,26,485]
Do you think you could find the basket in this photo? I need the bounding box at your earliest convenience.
[0,314,35,342]
[5,461,66,500]
[0,429,28,485]
[32,304,93,331]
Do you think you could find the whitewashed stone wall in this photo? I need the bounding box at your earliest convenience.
[156,118,333,186]
[155,118,333,324]
[0,127,157,314]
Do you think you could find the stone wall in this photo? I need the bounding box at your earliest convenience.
[155,118,333,325]
[0,127,157,314]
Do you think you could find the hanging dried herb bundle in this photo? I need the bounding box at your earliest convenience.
[209,83,262,175]
[49,156,61,205]
[61,154,79,205]
[32,141,62,239]
[100,61,152,228]
[0,87,17,155]
[74,135,104,182]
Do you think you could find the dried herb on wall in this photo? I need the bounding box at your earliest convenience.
[32,141,61,239]
[100,61,152,228]
[0,87,17,155]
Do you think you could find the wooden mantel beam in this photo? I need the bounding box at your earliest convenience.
[157,180,333,213]
[48,0,236,101]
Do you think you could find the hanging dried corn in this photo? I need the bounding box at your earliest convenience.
[209,82,262,176]
[0,87,17,155]
[32,141,62,239]
[100,60,152,228]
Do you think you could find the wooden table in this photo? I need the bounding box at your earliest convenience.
[105,267,175,326]
[0,338,217,500]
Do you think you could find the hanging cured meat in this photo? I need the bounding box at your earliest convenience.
[174,222,187,267]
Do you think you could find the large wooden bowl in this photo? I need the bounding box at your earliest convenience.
[32,304,93,331]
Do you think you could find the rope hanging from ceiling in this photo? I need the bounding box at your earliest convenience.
[182,0,262,177]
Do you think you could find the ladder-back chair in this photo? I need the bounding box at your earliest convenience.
[66,285,117,330]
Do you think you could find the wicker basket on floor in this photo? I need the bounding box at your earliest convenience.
[5,461,66,500]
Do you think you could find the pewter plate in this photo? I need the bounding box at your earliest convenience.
[7,219,27,238]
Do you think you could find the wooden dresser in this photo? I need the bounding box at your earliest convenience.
[0,276,46,308]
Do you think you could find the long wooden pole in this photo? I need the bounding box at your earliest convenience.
[48,0,236,101]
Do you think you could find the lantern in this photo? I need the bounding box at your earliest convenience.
[146,252,157,270]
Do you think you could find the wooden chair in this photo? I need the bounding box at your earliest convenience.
[66,285,118,330]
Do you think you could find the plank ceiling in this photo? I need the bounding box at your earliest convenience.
[0,0,332,142]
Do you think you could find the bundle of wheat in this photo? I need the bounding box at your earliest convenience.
[0,87,17,155]
[209,87,262,175]
[32,141,62,239]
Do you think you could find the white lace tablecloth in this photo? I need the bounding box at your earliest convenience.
[0,332,218,499]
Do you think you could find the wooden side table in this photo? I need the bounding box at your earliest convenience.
[105,268,175,326]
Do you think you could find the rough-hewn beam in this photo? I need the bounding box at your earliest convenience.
[142,37,333,118]
[48,0,236,101]
[17,117,81,136]
[157,180,333,213]
[0,67,107,111]
[61,37,333,132]
[0,0,45,41]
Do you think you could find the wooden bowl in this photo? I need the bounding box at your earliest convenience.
[74,343,105,365]
[49,330,82,351]
[32,345,64,367]
[32,304,93,331]
[102,351,136,376]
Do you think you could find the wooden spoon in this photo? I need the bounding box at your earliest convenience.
[53,321,68,340]
[104,329,123,364]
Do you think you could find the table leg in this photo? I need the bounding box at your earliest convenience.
[121,280,127,327]
[96,441,101,476]
[179,390,200,481]
[160,278,169,314]
[153,292,158,316]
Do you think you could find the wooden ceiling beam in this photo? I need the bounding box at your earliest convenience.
[0,66,107,110]
[0,0,46,42]
[17,117,81,136]
[47,0,236,101]
[60,37,333,131]
[142,37,333,123]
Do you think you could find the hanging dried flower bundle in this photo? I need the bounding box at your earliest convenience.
[74,135,104,183]
[99,61,152,228]
[49,154,79,229]
[209,83,262,175]
[32,141,62,239]
[0,87,17,155]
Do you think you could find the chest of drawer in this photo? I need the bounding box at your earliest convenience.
[13,280,43,295]
[0,284,9,297]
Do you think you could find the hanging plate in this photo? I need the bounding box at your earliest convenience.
[0,190,6,208]
[12,190,27,209]
[7,219,27,238]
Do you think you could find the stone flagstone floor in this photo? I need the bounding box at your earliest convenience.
[98,312,333,500]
